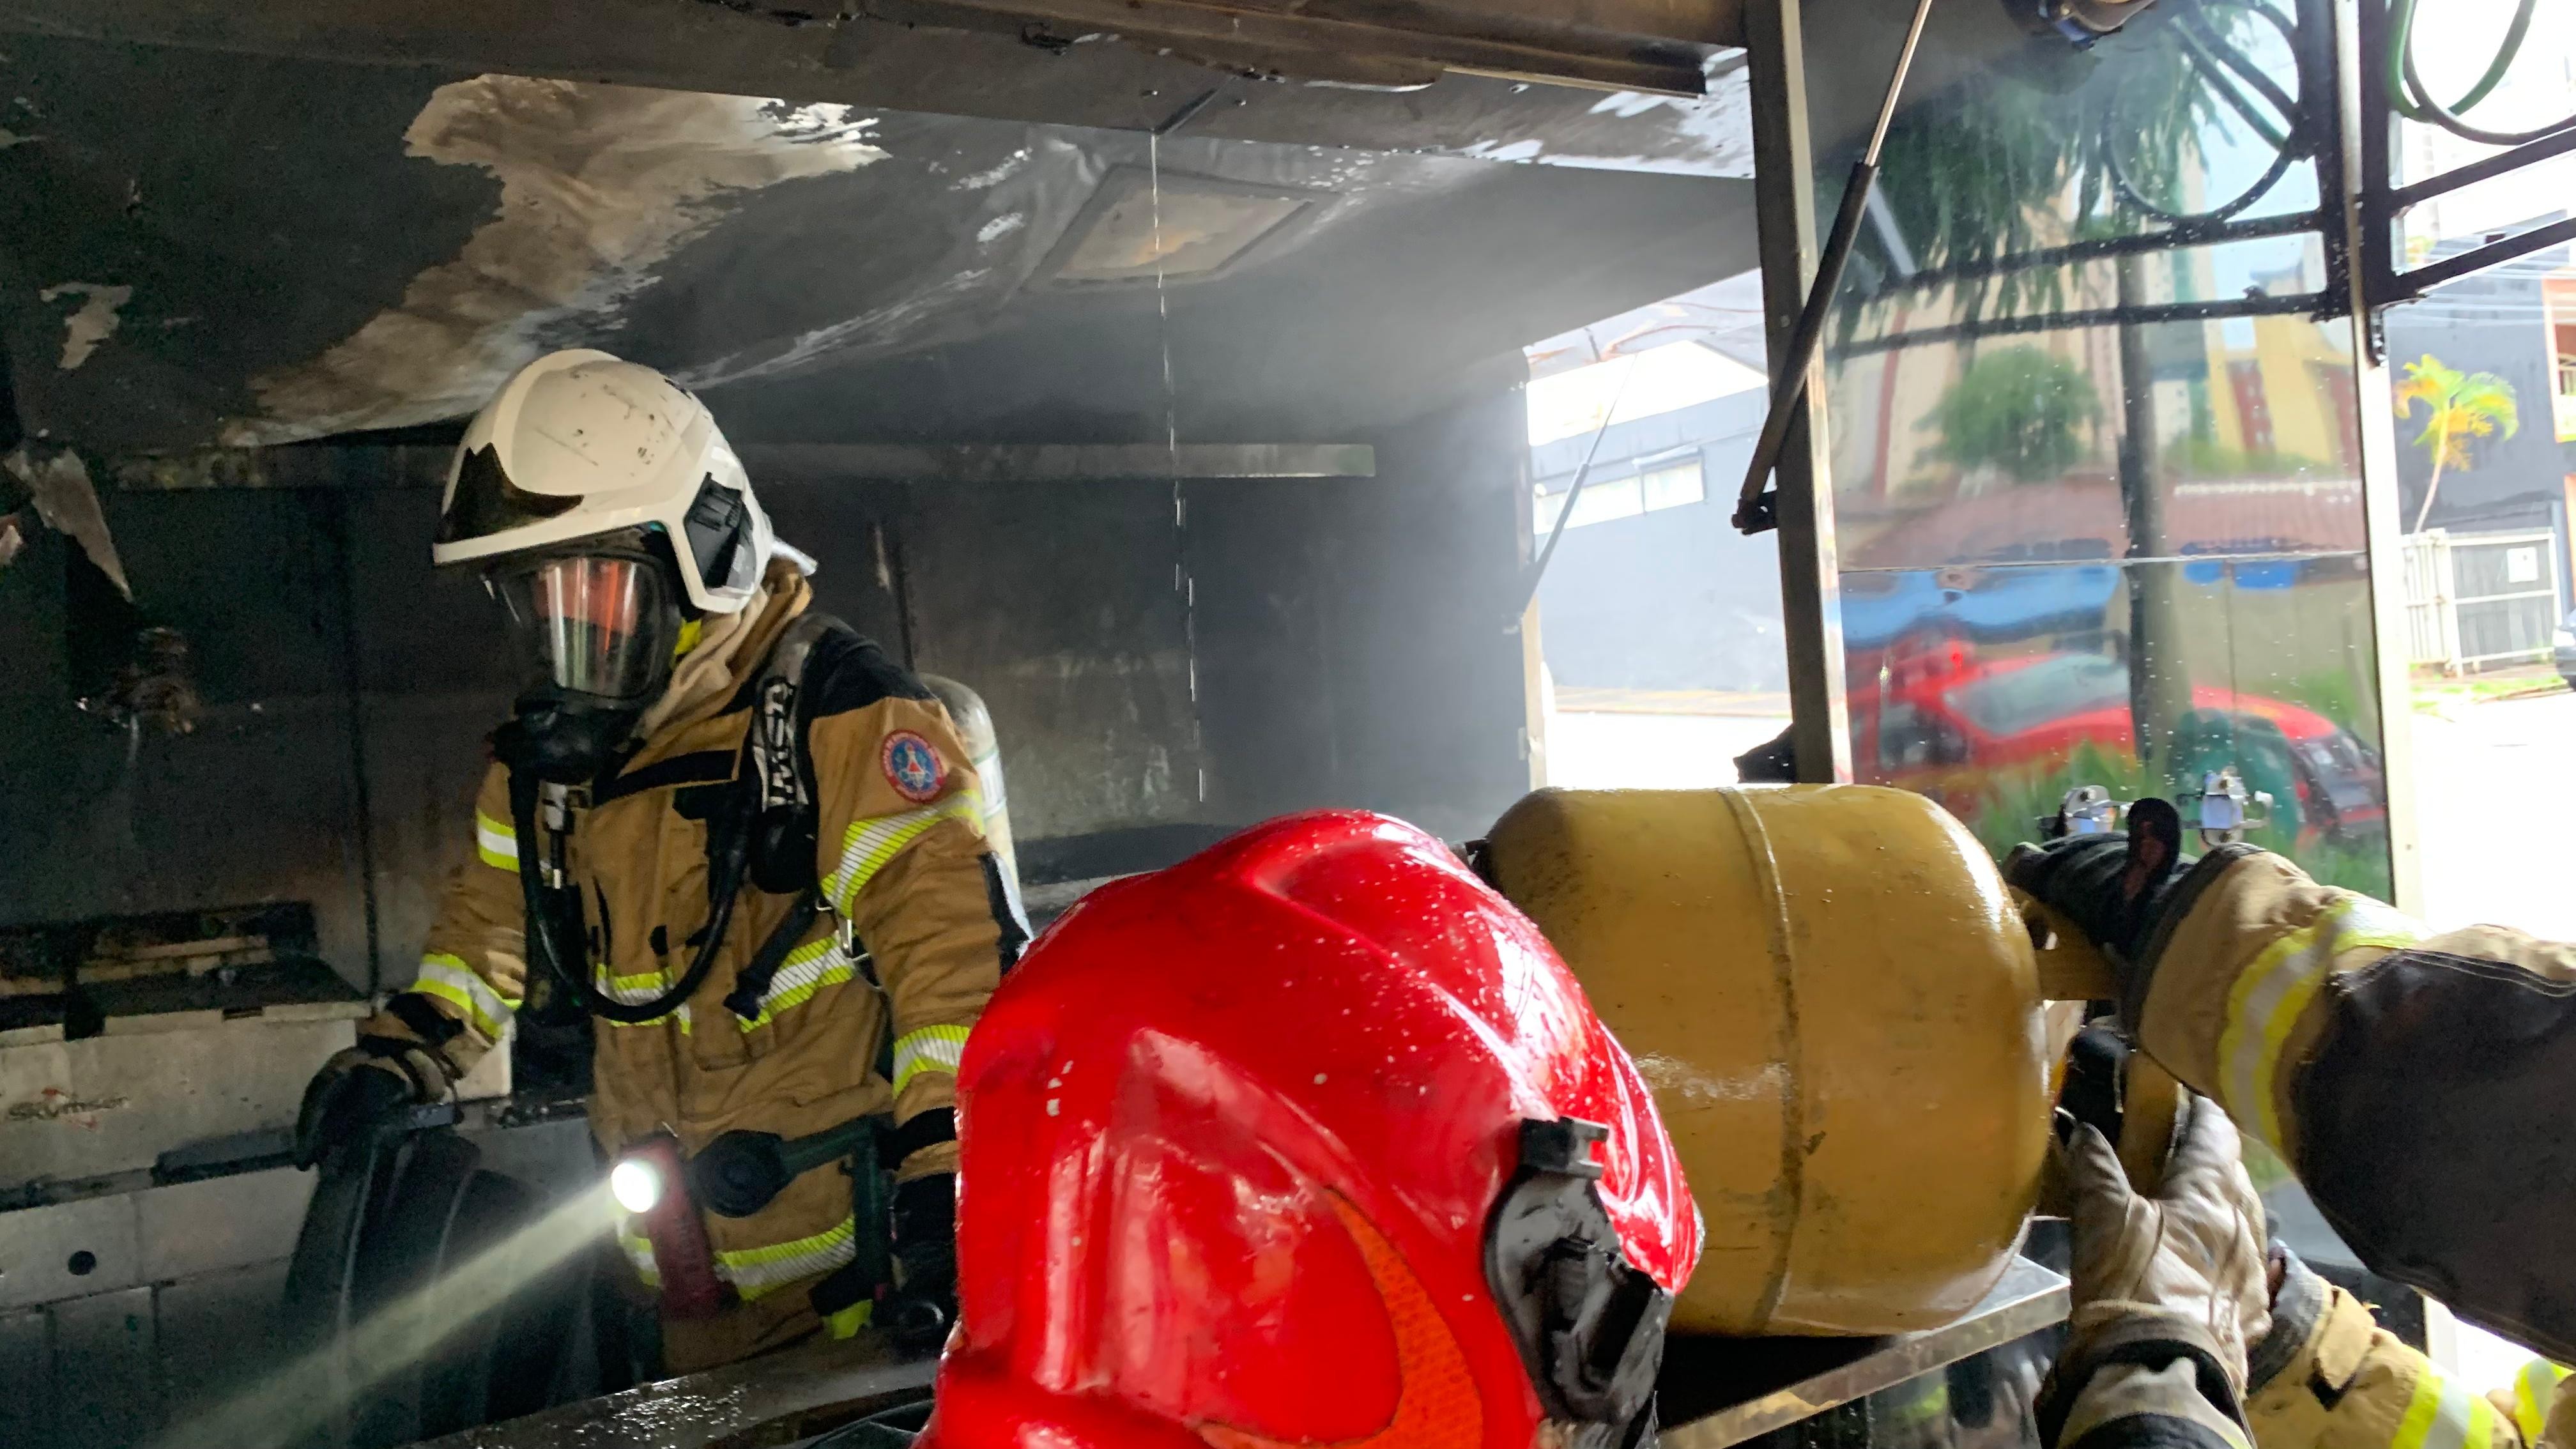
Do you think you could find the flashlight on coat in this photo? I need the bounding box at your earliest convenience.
[612,1133,729,1319]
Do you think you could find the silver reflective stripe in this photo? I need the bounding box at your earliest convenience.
[893,1024,972,1094]
[415,953,517,1039]
[716,1216,857,1300]
[474,810,518,871]
[823,797,979,912]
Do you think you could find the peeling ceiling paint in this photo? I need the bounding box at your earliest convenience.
[0,33,1758,454]
[955,151,1032,190]
[1450,69,1753,178]
[4,445,127,596]
[220,76,889,446]
[36,281,129,370]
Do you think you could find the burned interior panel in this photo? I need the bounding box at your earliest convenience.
[0,32,1755,454]
[0,0,2099,1442]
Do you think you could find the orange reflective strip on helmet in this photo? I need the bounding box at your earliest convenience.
[1198,1193,1480,1449]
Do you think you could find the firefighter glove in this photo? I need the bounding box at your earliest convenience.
[2005,804,2193,1002]
[293,1038,448,1170]
[884,1172,959,1354]
[2058,1091,2273,1399]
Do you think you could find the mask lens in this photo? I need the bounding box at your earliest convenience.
[493,552,676,704]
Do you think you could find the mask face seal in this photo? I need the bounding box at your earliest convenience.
[1486,1117,1674,1449]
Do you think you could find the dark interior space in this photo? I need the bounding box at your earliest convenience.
[0,378,1542,993]
[0,7,1769,1441]
[0,24,1759,991]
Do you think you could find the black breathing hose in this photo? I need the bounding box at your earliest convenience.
[509,769,737,1024]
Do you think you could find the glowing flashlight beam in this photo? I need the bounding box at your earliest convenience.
[611,1156,664,1215]
[158,1181,622,1449]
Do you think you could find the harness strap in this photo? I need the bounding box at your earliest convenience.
[724,885,824,1023]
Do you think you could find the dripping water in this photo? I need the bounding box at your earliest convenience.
[1147,128,1206,804]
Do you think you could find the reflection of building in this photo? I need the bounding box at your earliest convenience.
[1826,231,2364,576]
[2204,252,2361,475]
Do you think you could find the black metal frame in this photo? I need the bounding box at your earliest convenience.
[1813,0,2339,350]
[1804,0,2574,367]
[2354,0,2576,326]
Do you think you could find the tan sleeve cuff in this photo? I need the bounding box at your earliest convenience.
[896,1140,959,1182]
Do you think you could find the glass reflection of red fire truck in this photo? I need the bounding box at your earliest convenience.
[1851,642,2386,850]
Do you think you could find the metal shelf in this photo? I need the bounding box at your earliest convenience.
[419,1334,939,1449]
[434,1259,2067,1449]
[1659,1257,2072,1449]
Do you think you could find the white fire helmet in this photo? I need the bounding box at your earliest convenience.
[431,350,775,615]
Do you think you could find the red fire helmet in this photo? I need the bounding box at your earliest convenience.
[919,810,1701,1449]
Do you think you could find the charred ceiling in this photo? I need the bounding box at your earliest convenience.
[0,31,1757,455]
[0,0,1751,139]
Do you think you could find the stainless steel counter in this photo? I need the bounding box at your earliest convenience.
[1659,1257,2072,1449]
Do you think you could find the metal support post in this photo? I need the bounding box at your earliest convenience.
[1744,0,1853,785]
[2331,0,2423,912]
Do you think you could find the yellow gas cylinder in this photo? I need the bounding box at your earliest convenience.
[1481,784,2051,1337]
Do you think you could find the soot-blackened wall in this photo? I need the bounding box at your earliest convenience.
[0,385,1535,991]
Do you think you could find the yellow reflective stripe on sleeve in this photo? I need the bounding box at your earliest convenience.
[2511,1360,2570,1443]
[893,1023,972,1094]
[2215,896,2422,1152]
[737,933,859,1033]
[617,1229,661,1289]
[2393,1365,2499,1449]
[474,809,518,871]
[823,797,981,914]
[413,953,518,1040]
[824,1298,873,1338]
[714,1215,857,1300]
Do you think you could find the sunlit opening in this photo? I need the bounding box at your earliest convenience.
[1524,341,1767,449]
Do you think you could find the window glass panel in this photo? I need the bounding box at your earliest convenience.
[1641,459,1706,512]
[1805,0,2391,906]
[1567,476,1644,528]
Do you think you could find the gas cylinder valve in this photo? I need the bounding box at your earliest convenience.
[2188,767,2271,847]
[2043,785,2124,839]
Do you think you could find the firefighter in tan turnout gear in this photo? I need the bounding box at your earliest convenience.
[292,349,1022,1373]
[2039,1088,2572,1449]
[2014,815,2573,1449]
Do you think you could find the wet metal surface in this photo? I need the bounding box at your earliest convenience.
[413,1333,937,1449]
[1659,1257,2071,1449]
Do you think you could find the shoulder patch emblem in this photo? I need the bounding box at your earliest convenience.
[882,730,947,803]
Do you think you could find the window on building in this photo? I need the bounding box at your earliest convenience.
[1533,456,1706,535]
[1641,457,1705,510]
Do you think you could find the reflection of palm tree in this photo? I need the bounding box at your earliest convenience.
[1855,1,2290,326]
[2394,355,2520,532]
[1851,0,2298,775]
